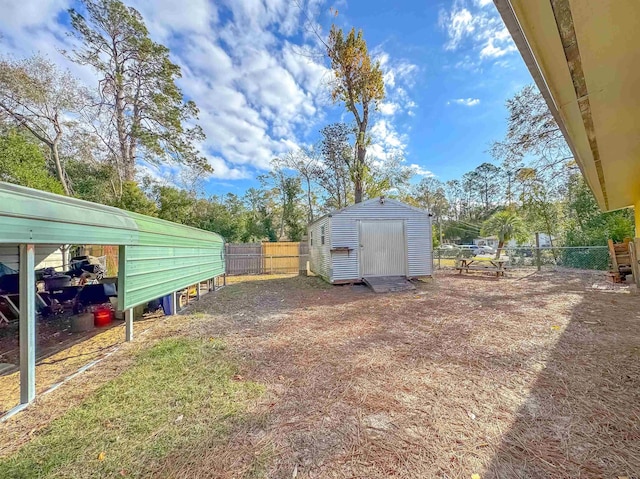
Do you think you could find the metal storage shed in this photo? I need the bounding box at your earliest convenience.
[308,198,432,284]
[0,182,225,412]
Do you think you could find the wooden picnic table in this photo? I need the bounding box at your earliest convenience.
[455,256,508,277]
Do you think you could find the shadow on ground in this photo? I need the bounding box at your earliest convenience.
[482,280,640,478]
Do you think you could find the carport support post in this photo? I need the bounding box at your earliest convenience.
[125,309,133,342]
[535,232,541,271]
[171,291,178,314]
[19,244,36,405]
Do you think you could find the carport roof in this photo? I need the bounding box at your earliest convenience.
[0,181,224,246]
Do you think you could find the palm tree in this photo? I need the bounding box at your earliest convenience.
[481,210,528,258]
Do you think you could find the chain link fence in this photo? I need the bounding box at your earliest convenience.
[434,246,610,272]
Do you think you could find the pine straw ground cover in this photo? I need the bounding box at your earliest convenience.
[1,271,639,478]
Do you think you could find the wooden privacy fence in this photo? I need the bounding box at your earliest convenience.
[225,243,262,275]
[225,242,309,275]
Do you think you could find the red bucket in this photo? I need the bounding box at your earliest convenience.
[93,307,112,327]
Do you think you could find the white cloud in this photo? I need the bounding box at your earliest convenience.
[373,48,419,118]
[440,7,475,51]
[368,119,408,164]
[378,101,400,116]
[0,0,420,184]
[0,0,332,181]
[449,98,481,106]
[410,164,434,177]
[439,0,516,62]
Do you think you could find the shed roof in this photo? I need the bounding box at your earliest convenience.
[0,182,223,246]
[308,197,430,228]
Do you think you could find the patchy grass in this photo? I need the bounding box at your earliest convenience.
[0,337,263,478]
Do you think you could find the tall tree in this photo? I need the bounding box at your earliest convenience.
[363,153,413,200]
[490,84,570,166]
[67,0,209,190]
[0,55,85,194]
[472,162,502,210]
[318,123,353,210]
[326,26,384,203]
[278,149,319,223]
[261,161,305,241]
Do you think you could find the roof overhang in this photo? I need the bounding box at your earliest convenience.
[494,0,640,212]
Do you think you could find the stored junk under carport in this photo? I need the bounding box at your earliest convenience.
[0,182,225,414]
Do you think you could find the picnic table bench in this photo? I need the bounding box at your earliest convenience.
[455,256,508,277]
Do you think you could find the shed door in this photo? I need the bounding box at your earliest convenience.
[359,220,406,277]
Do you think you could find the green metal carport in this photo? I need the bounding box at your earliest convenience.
[0,182,225,413]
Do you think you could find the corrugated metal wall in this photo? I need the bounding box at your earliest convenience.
[328,199,432,282]
[119,244,224,310]
[308,216,331,281]
[359,220,406,276]
[118,223,226,310]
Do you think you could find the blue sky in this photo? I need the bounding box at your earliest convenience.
[0,0,533,196]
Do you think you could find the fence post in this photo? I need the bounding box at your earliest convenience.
[438,248,441,269]
[535,232,541,271]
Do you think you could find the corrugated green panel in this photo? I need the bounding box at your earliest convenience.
[0,183,139,245]
[136,231,224,248]
[2,182,228,311]
[1,217,139,245]
[118,244,225,310]
[130,213,223,245]
[0,182,225,247]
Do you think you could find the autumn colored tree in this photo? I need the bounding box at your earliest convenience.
[326,26,384,203]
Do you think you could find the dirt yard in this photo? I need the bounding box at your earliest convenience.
[1,271,639,478]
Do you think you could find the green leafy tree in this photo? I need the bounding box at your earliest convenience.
[564,174,634,245]
[112,181,158,216]
[243,187,277,242]
[281,177,305,241]
[481,210,528,258]
[327,26,384,203]
[317,123,353,210]
[0,130,65,194]
[0,55,86,194]
[412,177,449,221]
[364,154,413,201]
[65,159,117,203]
[155,186,196,225]
[260,161,305,241]
[67,0,209,188]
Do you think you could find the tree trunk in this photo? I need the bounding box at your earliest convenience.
[114,52,132,181]
[51,144,70,195]
[51,139,70,195]
[306,177,314,223]
[354,142,366,203]
[496,240,504,259]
